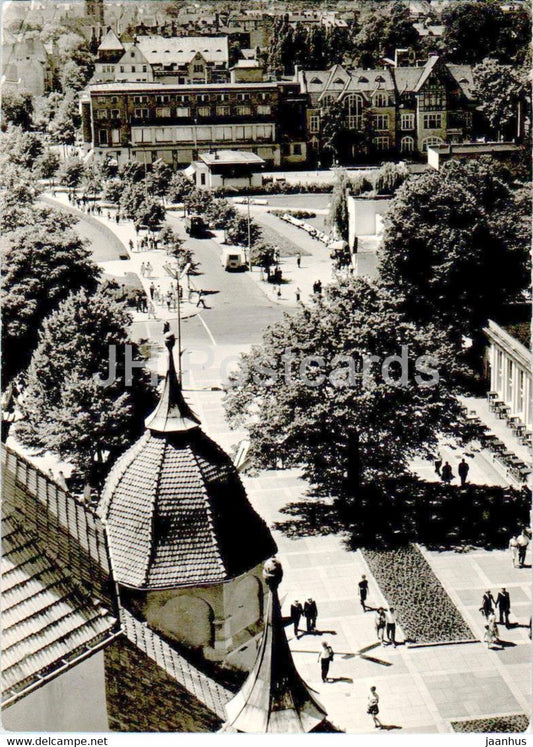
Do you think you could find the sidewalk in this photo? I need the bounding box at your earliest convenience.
[183,371,531,734]
[233,204,379,307]
[44,193,198,323]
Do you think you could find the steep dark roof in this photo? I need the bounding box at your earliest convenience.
[2,514,118,704]
[99,331,276,590]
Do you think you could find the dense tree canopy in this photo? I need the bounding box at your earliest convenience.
[16,287,154,489]
[473,59,529,140]
[225,277,463,500]
[2,208,100,381]
[1,89,34,131]
[378,158,530,347]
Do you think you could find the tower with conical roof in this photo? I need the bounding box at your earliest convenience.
[99,329,277,668]
[223,556,327,732]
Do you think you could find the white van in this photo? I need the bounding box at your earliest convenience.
[221,246,246,271]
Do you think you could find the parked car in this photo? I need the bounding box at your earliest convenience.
[221,246,246,271]
[185,214,205,237]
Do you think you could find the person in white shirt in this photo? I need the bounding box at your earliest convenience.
[385,608,397,647]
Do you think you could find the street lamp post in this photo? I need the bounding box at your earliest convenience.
[247,197,252,272]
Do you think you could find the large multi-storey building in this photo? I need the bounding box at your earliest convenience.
[80,79,307,167]
[299,54,476,161]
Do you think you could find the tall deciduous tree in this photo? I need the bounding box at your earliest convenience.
[2,210,100,381]
[1,89,34,131]
[224,277,462,500]
[378,158,530,347]
[327,171,349,242]
[473,59,528,140]
[441,1,504,64]
[16,287,154,490]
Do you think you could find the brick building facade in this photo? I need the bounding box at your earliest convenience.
[81,80,307,167]
[299,55,476,162]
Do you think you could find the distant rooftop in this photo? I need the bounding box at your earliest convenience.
[89,81,278,92]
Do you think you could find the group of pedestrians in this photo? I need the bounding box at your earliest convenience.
[480,588,513,648]
[357,575,398,647]
[290,598,318,638]
[434,455,470,486]
[509,529,530,567]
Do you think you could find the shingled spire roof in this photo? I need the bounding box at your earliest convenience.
[223,557,327,733]
[98,329,276,590]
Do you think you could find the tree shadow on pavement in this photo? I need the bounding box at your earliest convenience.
[272,499,346,539]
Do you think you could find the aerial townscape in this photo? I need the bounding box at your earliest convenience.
[0,0,531,738]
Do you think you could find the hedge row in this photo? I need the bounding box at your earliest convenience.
[362,543,475,644]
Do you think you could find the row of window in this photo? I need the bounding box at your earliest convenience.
[119,92,270,104]
[374,135,443,153]
[97,104,272,120]
[125,123,275,144]
[308,112,442,133]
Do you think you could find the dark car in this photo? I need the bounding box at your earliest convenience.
[185,214,205,237]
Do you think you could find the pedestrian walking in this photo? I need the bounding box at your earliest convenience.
[147,301,156,319]
[509,536,519,567]
[458,458,470,486]
[487,611,500,641]
[149,282,155,300]
[441,461,453,484]
[140,262,146,277]
[358,575,369,612]
[304,598,318,632]
[115,212,120,224]
[145,261,153,278]
[290,600,303,637]
[483,624,500,650]
[196,290,207,308]
[297,253,301,269]
[496,588,511,627]
[516,529,530,567]
[434,455,442,476]
[295,286,301,303]
[166,290,172,311]
[367,686,382,728]
[129,239,134,252]
[385,607,397,646]
[375,607,386,643]
[480,590,495,619]
[317,641,334,683]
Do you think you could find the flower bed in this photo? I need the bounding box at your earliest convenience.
[362,543,475,644]
[451,715,529,733]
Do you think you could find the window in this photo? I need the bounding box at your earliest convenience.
[311,77,322,84]
[111,96,118,104]
[96,110,107,119]
[197,106,210,117]
[236,105,252,116]
[134,96,148,104]
[400,136,415,153]
[176,107,190,117]
[422,136,443,151]
[423,113,442,129]
[130,51,135,58]
[134,108,149,119]
[256,124,273,140]
[423,83,444,109]
[197,126,212,141]
[157,95,170,103]
[373,136,390,151]
[193,64,204,73]
[292,143,302,155]
[345,94,363,130]
[373,92,388,107]
[258,92,268,101]
[237,93,250,101]
[99,129,108,145]
[155,127,173,142]
[257,105,271,115]
[120,65,124,73]
[373,114,389,130]
[110,109,120,119]
[176,95,190,103]
[132,128,152,143]
[111,128,120,144]
[131,65,136,72]
[309,115,320,133]
[401,113,415,130]
[197,94,209,102]
[156,107,171,118]
[143,65,147,73]
[321,94,334,107]
[216,106,230,117]
[216,93,227,102]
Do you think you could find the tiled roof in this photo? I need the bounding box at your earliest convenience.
[394,66,424,92]
[136,35,228,65]
[447,64,475,100]
[98,29,125,52]
[100,334,276,590]
[99,428,277,589]
[2,515,118,704]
